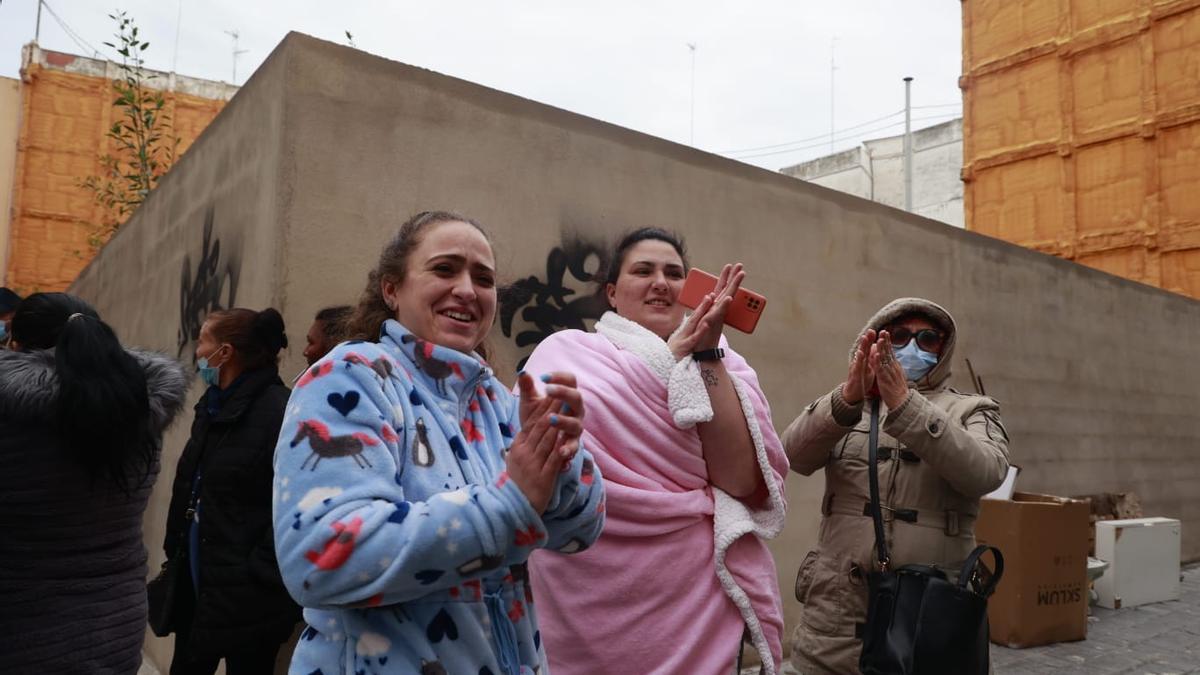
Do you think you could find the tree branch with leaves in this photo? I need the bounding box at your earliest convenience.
[79,11,179,249]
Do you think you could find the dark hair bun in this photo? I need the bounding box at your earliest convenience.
[253,308,288,353]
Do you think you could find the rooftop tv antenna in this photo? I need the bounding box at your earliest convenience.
[687,42,697,146]
[172,0,183,72]
[830,37,837,154]
[224,29,248,84]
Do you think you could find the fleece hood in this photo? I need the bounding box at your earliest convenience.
[850,297,957,391]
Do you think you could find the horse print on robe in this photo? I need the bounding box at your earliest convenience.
[304,516,363,570]
[296,361,334,388]
[292,419,378,469]
[344,352,395,380]
[401,334,462,394]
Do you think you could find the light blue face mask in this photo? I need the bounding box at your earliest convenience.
[196,346,227,387]
[894,340,939,382]
[0,321,7,344]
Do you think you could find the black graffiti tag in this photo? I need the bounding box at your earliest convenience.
[499,237,609,367]
[177,206,240,359]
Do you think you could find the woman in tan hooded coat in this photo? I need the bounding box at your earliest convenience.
[785,297,1010,674]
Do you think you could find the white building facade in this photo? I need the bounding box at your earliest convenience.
[779,118,963,228]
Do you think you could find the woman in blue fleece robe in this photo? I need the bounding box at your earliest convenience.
[273,211,605,675]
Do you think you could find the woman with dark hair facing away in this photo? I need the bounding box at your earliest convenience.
[274,211,604,674]
[303,305,352,366]
[0,293,188,674]
[162,307,301,674]
[523,228,789,674]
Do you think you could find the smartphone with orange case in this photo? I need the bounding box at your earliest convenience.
[678,268,767,334]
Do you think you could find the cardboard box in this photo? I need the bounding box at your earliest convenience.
[976,492,1090,648]
[1095,517,1181,609]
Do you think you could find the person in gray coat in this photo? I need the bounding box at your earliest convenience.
[0,292,189,674]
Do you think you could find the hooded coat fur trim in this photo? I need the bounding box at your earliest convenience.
[0,347,189,429]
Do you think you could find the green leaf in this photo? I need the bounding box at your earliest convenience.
[141,42,150,50]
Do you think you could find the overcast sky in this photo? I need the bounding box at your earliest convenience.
[0,0,964,171]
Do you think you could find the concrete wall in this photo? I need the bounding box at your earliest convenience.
[69,38,287,672]
[781,118,965,227]
[0,76,19,283]
[70,34,1200,668]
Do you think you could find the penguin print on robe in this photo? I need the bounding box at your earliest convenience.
[412,417,434,468]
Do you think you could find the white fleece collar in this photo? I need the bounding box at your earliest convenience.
[595,311,713,428]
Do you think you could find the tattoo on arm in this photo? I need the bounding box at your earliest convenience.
[701,367,719,388]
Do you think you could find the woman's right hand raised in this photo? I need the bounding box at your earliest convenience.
[507,371,585,513]
[667,263,746,361]
[841,329,876,404]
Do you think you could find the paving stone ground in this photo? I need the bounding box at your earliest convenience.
[764,563,1200,675]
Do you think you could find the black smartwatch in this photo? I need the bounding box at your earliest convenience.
[692,348,725,362]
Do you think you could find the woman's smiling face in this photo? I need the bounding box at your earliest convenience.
[606,239,687,340]
[382,220,497,354]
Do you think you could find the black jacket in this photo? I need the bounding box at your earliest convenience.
[164,366,300,653]
[0,348,188,674]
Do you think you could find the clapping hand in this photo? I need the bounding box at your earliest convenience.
[842,329,877,404]
[667,263,746,361]
[506,371,585,513]
[868,331,909,410]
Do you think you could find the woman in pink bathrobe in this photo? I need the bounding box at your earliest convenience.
[523,228,788,674]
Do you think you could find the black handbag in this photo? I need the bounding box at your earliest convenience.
[147,425,228,637]
[148,486,198,638]
[147,549,184,637]
[858,398,1003,675]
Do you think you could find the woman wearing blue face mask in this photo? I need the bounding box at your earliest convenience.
[162,308,301,675]
[0,286,21,346]
[782,297,1011,675]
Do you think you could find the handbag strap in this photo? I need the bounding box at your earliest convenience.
[957,544,1004,598]
[866,398,891,570]
[866,400,1005,589]
[174,421,234,558]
